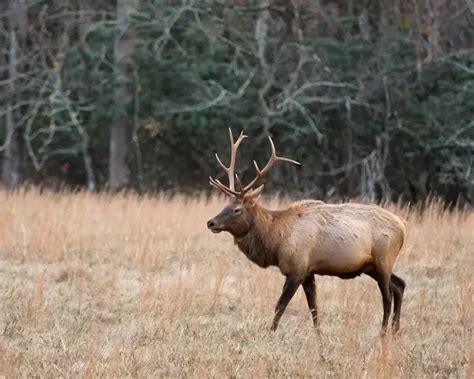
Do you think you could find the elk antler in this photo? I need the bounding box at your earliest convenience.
[209,130,300,198]
[209,128,247,196]
[241,136,300,194]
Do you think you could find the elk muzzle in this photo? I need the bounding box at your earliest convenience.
[207,218,222,233]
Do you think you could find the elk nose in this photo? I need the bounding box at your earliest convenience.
[207,219,216,229]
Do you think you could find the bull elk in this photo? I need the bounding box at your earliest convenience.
[207,129,407,334]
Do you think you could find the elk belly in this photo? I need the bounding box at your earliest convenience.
[310,228,374,278]
[312,253,374,278]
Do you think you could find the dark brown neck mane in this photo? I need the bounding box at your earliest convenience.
[234,204,284,268]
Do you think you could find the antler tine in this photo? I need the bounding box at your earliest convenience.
[214,153,227,172]
[214,128,247,192]
[209,176,241,197]
[242,136,300,193]
[234,173,243,192]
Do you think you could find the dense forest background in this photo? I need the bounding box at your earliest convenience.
[0,0,473,203]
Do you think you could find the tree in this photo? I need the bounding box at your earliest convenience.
[1,0,28,189]
[109,0,134,190]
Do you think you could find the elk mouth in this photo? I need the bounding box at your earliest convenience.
[210,227,223,234]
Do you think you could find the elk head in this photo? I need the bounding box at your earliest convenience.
[207,129,300,238]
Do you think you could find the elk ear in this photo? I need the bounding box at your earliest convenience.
[244,184,264,205]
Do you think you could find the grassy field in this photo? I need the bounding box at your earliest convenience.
[0,189,472,377]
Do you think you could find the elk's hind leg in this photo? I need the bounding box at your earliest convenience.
[366,269,393,334]
[271,276,302,331]
[302,275,318,327]
[390,273,406,332]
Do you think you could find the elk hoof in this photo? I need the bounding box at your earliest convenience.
[392,326,402,337]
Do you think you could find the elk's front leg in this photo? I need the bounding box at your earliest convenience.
[271,276,302,331]
[302,275,318,328]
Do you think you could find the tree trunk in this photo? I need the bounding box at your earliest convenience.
[345,99,354,195]
[427,0,442,61]
[2,0,27,190]
[255,0,271,83]
[109,0,134,190]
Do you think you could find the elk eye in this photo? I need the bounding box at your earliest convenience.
[233,208,242,215]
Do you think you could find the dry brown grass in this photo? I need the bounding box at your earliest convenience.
[0,188,472,378]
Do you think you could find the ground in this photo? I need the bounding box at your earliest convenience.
[0,189,472,377]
